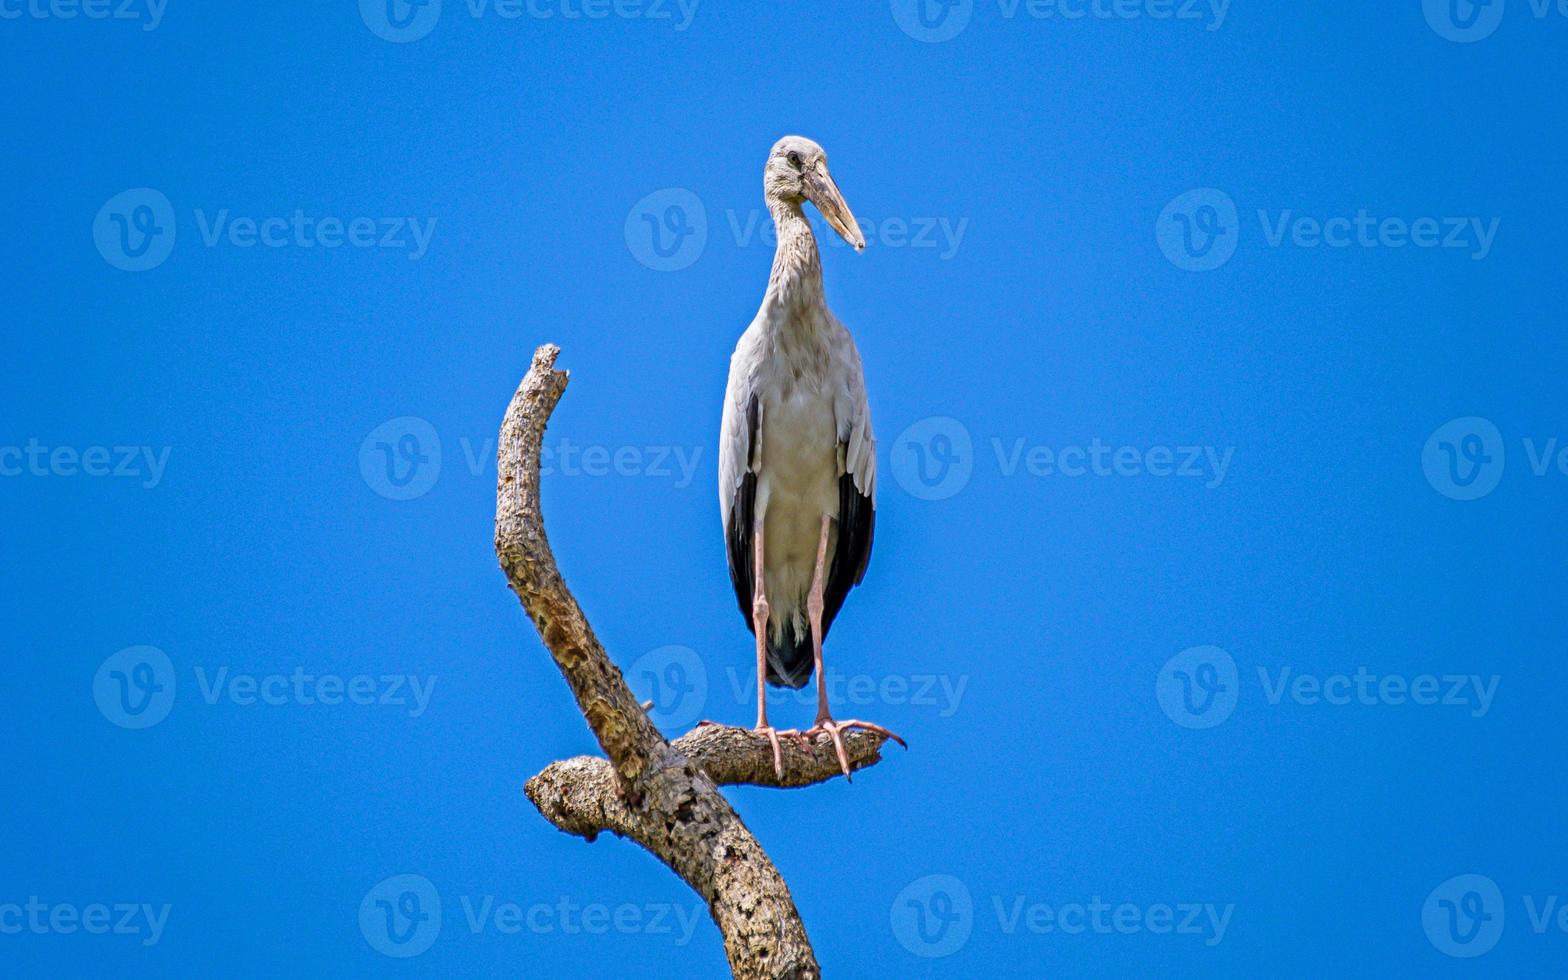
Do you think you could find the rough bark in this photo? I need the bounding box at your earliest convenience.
[496,345,896,979]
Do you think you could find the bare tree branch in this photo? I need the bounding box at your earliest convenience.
[494,345,663,787]
[496,344,898,979]
[671,725,894,789]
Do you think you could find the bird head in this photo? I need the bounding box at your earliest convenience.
[764,136,865,251]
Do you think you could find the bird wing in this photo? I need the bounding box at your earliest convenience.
[823,329,876,634]
[720,321,877,638]
[719,333,762,631]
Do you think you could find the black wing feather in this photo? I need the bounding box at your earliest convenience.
[725,396,760,631]
[822,464,875,638]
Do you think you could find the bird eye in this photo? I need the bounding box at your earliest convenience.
[786,151,802,167]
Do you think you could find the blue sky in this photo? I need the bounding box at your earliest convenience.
[5,1,1566,976]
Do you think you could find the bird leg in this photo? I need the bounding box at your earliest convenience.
[807,514,833,723]
[695,522,801,777]
[746,522,793,779]
[795,514,906,780]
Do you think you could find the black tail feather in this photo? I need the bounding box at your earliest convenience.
[765,629,813,689]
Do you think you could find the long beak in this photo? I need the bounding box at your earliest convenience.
[805,160,865,251]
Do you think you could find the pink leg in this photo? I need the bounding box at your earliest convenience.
[808,514,832,723]
[800,514,905,780]
[747,523,794,778]
[751,525,769,728]
[696,521,804,778]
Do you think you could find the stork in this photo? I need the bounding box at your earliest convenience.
[716,136,904,780]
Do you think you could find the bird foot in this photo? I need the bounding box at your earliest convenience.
[797,717,907,782]
[695,718,906,781]
[696,719,809,779]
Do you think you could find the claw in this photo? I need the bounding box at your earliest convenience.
[769,729,784,778]
[774,728,813,750]
[697,721,801,779]
[752,725,785,779]
[800,718,906,781]
[824,721,853,781]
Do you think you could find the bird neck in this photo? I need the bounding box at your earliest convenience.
[763,199,824,322]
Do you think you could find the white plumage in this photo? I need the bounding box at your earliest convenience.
[719,285,876,657]
[714,136,900,778]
